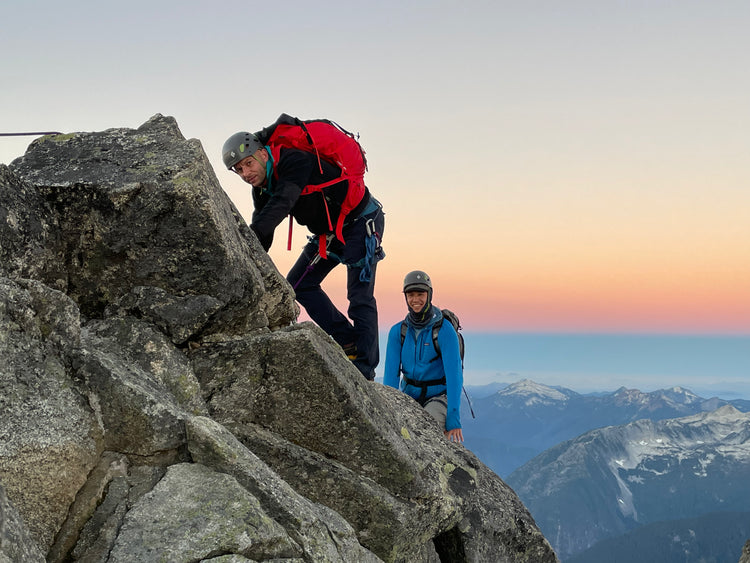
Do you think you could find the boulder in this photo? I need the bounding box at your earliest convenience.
[106,463,299,562]
[190,322,555,562]
[78,316,205,456]
[0,484,46,562]
[186,415,381,562]
[0,165,64,288]
[9,115,297,338]
[0,277,102,552]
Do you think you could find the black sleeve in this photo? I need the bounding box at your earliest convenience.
[250,149,314,249]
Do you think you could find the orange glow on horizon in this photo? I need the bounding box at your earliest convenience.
[276,250,749,335]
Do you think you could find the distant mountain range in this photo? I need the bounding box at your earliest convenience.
[505,405,750,561]
[566,511,750,563]
[461,379,750,477]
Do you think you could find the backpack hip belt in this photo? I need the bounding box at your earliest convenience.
[403,375,447,405]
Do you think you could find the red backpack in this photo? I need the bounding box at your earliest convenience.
[256,114,368,257]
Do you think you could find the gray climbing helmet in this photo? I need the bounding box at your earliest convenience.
[222,131,263,169]
[403,270,432,293]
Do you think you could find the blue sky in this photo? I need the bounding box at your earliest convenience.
[459,332,750,399]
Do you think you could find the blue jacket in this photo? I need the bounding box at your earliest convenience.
[383,307,463,431]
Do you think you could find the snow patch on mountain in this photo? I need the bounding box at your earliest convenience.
[612,466,638,519]
[497,378,571,406]
[604,406,750,519]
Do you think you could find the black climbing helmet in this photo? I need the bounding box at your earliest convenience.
[403,270,432,293]
[222,131,263,170]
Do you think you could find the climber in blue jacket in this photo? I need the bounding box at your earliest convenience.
[383,270,464,442]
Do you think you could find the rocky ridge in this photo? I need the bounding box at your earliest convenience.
[0,115,557,562]
[741,540,750,563]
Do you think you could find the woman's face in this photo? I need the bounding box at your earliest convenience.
[406,290,428,313]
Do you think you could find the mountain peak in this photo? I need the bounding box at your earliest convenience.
[681,403,745,425]
[499,379,571,404]
[656,386,702,404]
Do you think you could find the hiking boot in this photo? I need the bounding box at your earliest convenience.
[342,342,358,360]
[342,343,375,380]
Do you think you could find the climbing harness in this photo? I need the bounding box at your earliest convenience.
[292,234,335,290]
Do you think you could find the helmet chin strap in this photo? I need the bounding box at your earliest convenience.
[251,149,266,166]
[255,148,274,191]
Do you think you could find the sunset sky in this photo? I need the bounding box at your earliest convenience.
[3,0,748,336]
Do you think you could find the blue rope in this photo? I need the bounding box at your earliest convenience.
[360,231,378,282]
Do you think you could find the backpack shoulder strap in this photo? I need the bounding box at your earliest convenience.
[398,320,407,374]
[431,313,445,360]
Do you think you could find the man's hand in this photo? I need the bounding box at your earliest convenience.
[445,428,464,443]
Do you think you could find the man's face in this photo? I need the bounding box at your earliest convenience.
[233,149,267,187]
[406,290,428,313]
